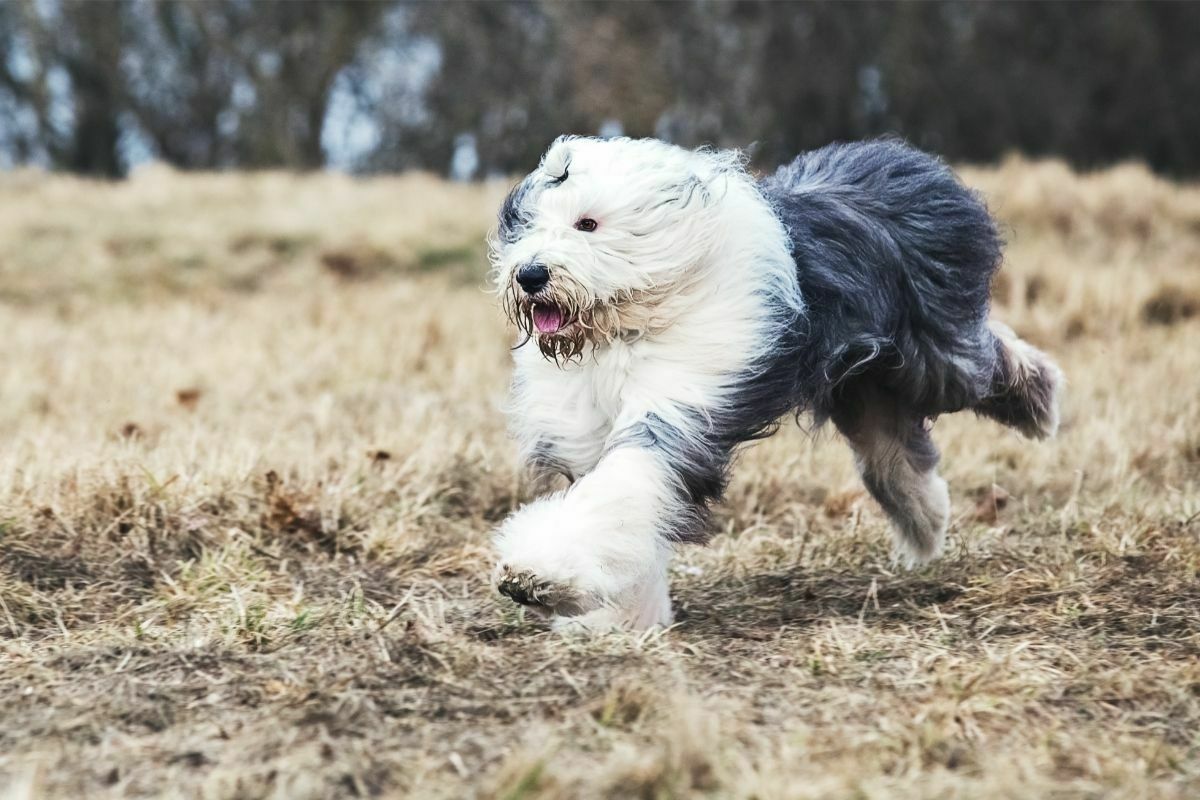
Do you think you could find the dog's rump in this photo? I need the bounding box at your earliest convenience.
[758,138,1005,421]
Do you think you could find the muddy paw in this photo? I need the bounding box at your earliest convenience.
[495,566,586,617]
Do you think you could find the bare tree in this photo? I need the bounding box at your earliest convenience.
[124,0,385,169]
[1,0,127,177]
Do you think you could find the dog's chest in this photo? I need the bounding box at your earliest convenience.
[584,340,637,429]
[515,336,691,476]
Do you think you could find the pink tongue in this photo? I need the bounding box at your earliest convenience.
[533,306,564,333]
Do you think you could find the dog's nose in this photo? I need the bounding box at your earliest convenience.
[516,263,549,294]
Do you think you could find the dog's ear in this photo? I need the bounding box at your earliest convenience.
[670,173,712,211]
[541,137,574,185]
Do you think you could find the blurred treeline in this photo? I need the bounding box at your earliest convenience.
[1,0,1198,179]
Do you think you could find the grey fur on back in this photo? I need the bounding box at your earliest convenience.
[759,137,1004,424]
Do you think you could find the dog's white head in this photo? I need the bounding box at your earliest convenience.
[490,136,743,360]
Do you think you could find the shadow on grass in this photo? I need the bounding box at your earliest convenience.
[673,546,1200,651]
[673,563,975,638]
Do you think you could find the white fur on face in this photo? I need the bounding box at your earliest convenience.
[490,136,744,308]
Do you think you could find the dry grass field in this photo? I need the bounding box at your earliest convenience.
[0,158,1198,800]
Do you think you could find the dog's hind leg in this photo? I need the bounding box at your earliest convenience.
[975,321,1063,439]
[832,387,950,565]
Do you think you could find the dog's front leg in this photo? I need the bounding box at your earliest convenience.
[493,435,697,631]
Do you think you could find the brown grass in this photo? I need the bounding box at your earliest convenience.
[0,159,1198,800]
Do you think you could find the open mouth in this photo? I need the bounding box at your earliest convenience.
[532,304,566,334]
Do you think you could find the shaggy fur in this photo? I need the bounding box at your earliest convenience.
[490,135,1062,629]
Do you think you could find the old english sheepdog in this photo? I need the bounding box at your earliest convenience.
[489,135,1062,630]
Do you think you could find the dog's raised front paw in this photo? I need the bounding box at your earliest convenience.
[494,564,589,617]
[491,494,674,629]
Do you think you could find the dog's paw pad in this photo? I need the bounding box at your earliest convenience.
[495,566,584,616]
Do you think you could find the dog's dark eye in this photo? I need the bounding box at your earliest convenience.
[574,218,598,233]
